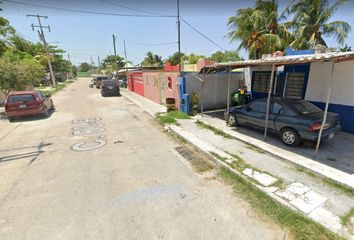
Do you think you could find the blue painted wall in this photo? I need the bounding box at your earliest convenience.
[311,101,354,134]
[278,64,311,98]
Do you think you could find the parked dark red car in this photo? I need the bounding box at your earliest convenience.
[5,90,54,121]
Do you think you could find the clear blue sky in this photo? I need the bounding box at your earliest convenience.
[1,0,354,66]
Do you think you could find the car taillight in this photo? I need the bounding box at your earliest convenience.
[309,122,330,132]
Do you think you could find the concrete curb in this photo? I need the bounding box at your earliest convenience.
[121,89,353,238]
[120,89,165,117]
[196,116,354,190]
[167,124,353,238]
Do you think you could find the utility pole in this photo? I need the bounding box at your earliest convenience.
[112,34,117,57]
[123,40,128,82]
[67,53,71,63]
[27,14,56,87]
[177,0,181,74]
[112,34,118,78]
[97,56,100,68]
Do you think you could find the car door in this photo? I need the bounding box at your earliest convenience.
[242,101,267,129]
[270,102,284,132]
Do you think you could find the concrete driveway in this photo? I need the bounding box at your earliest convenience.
[205,109,354,174]
[0,78,285,240]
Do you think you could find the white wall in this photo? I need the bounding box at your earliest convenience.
[305,60,354,106]
[185,73,244,109]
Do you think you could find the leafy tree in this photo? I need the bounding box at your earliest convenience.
[0,12,15,56]
[227,0,292,59]
[186,53,205,64]
[290,0,351,49]
[0,54,44,95]
[141,51,163,66]
[78,62,94,72]
[101,54,125,69]
[210,51,243,62]
[167,52,185,66]
[339,44,352,52]
[71,65,78,77]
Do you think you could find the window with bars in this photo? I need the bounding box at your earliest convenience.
[251,71,271,93]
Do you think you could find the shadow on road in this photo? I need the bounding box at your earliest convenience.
[6,109,56,123]
[0,142,52,164]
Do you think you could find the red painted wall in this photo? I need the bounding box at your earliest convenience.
[128,71,144,96]
[164,62,180,72]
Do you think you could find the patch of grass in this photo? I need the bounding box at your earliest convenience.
[210,151,227,161]
[189,152,214,173]
[195,120,234,139]
[157,114,177,125]
[167,111,191,119]
[219,167,343,240]
[245,144,265,154]
[169,132,188,145]
[340,208,354,226]
[296,166,354,197]
[38,79,75,96]
[156,111,190,126]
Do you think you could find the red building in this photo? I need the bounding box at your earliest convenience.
[128,71,144,97]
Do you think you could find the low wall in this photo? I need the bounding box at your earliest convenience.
[185,72,244,110]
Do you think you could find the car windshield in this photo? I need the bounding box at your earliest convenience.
[293,101,322,115]
[103,80,115,86]
[7,94,35,103]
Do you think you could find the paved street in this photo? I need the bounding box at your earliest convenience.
[0,78,285,240]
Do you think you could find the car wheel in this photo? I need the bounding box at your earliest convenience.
[42,107,49,118]
[280,128,300,147]
[8,117,15,122]
[227,113,238,127]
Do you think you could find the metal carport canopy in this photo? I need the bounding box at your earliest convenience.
[199,51,354,158]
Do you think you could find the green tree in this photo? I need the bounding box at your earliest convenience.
[186,53,205,64]
[141,51,163,66]
[290,0,351,49]
[210,51,243,62]
[0,13,15,56]
[227,0,292,59]
[78,62,94,72]
[71,65,78,77]
[339,44,352,52]
[167,52,185,66]
[101,54,125,69]
[0,54,44,95]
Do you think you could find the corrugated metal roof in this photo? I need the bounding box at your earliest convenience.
[200,51,354,74]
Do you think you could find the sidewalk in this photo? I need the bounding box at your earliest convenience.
[121,89,354,237]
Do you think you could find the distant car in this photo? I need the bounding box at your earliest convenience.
[94,76,109,89]
[5,90,54,122]
[225,98,341,147]
[118,78,127,88]
[100,79,120,97]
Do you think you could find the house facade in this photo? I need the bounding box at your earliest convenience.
[244,50,354,134]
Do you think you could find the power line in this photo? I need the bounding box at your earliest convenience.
[98,0,168,17]
[181,18,227,51]
[3,0,176,18]
[125,41,178,46]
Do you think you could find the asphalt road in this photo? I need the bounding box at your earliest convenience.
[0,78,285,240]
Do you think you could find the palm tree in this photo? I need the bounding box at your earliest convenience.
[290,0,351,49]
[227,0,293,59]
